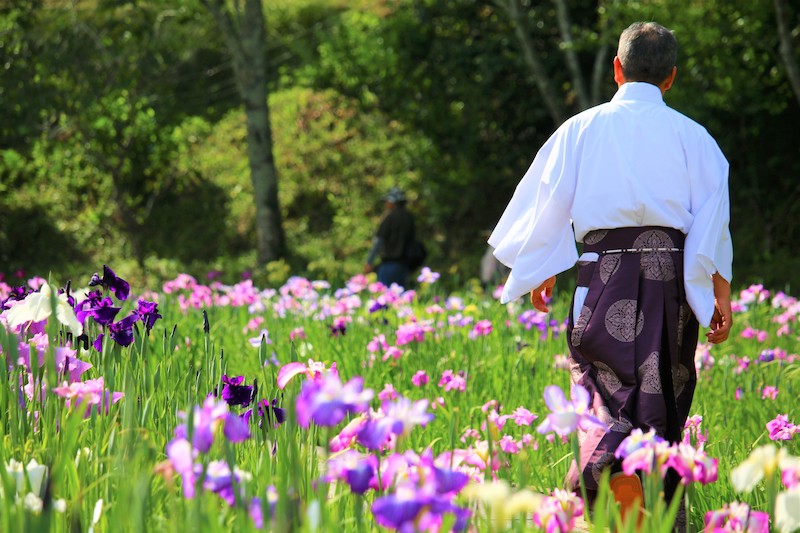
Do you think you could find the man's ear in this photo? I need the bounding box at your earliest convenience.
[661,66,677,93]
[613,56,625,86]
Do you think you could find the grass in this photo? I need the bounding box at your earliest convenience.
[0,272,798,532]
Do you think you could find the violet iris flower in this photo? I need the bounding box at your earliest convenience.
[165,401,250,500]
[108,312,139,347]
[1,286,32,311]
[357,397,434,451]
[136,299,162,332]
[370,450,470,532]
[242,398,285,428]
[74,290,103,325]
[174,396,251,453]
[88,264,131,301]
[536,384,607,437]
[248,486,278,529]
[326,450,378,495]
[220,374,254,407]
[295,373,373,428]
[87,297,121,326]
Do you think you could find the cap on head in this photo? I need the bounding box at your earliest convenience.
[385,187,406,204]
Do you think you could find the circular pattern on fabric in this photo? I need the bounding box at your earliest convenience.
[593,361,622,396]
[633,230,677,281]
[672,364,690,398]
[591,452,617,483]
[583,229,608,245]
[599,253,621,284]
[594,405,634,433]
[605,300,643,342]
[571,306,592,347]
[638,351,662,394]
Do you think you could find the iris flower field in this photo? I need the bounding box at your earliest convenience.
[0,266,798,532]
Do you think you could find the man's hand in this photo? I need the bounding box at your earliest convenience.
[364,263,374,274]
[706,272,732,344]
[530,276,556,313]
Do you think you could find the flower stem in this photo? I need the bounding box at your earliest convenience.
[570,433,591,522]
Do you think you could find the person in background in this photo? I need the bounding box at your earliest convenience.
[488,21,733,525]
[364,187,416,288]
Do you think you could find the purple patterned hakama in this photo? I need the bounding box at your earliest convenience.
[566,226,699,493]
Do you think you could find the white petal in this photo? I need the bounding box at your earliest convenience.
[775,490,800,533]
[730,459,764,493]
[55,299,82,336]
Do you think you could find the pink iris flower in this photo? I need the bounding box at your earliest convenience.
[533,489,584,533]
[704,502,769,533]
[664,443,719,485]
[276,359,338,389]
[411,370,429,387]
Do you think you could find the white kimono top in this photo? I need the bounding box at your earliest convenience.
[489,82,733,327]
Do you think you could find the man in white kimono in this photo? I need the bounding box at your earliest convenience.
[489,21,733,520]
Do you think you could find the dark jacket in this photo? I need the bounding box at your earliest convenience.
[377,206,416,262]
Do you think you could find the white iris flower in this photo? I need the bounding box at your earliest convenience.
[5,282,81,336]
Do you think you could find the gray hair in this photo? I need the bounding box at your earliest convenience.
[617,22,677,86]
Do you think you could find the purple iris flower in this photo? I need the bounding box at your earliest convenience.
[1,286,31,311]
[223,411,251,442]
[371,486,470,532]
[221,375,254,407]
[248,486,278,529]
[174,397,250,453]
[345,461,375,494]
[93,333,104,352]
[295,373,374,428]
[433,466,470,495]
[88,264,131,301]
[243,398,286,428]
[166,437,199,498]
[358,418,397,451]
[330,316,348,337]
[358,397,434,451]
[87,296,121,326]
[108,312,140,347]
[326,451,379,495]
[372,494,424,530]
[74,290,103,325]
[370,449,471,531]
[136,299,162,332]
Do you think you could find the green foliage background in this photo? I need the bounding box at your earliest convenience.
[1,0,799,290]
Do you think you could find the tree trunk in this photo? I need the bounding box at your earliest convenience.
[201,0,286,265]
[590,0,620,105]
[553,0,590,111]
[497,0,566,126]
[774,0,800,107]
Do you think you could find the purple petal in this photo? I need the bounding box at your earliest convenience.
[372,495,423,529]
[224,412,251,442]
[543,385,568,412]
[570,384,591,409]
[345,462,375,494]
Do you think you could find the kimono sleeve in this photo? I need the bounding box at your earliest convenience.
[684,132,733,327]
[488,127,579,304]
